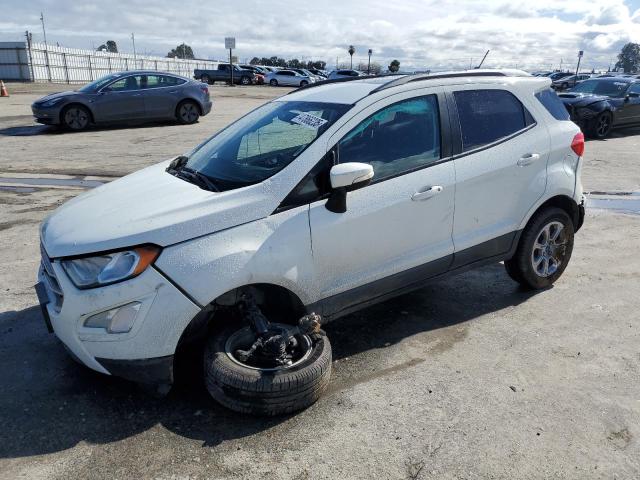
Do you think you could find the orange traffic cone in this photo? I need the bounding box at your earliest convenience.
[0,80,8,97]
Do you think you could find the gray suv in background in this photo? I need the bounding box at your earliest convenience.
[31,71,212,131]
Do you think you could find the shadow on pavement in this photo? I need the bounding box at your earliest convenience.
[0,263,538,458]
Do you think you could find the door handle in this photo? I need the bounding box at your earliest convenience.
[517,153,541,166]
[411,185,443,201]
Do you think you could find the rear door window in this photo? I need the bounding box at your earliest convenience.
[453,89,535,152]
[535,89,570,120]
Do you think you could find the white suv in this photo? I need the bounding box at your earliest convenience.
[36,70,585,415]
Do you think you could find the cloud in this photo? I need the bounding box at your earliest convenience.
[1,0,638,71]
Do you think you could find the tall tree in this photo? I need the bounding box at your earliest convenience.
[249,57,261,65]
[348,45,355,69]
[615,42,640,73]
[287,58,302,68]
[167,43,195,59]
[388,59,401,73]
[96,40,118,53]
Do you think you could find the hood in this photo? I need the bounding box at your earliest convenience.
[41,161,277,258]
[557,92,610,107]
[34,90,81,104]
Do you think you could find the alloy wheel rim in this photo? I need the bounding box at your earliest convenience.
[180,104,197,122]
[531,221,567,277]
[597,115,610,136]
[65,108,88,129]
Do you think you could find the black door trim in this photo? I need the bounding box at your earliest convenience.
[308,230,521,322]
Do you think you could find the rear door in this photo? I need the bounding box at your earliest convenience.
[93,75,146,121]
[140,75,186,119]
[448,87,549,265]
[308,89,456,314]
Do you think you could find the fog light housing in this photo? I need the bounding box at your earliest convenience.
[84,302,142,333]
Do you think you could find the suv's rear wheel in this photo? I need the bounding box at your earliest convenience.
[204,323,332,416]
[504,207,575,289]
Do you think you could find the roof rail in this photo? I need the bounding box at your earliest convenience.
[287,73,403,95]
[369,71,507,95]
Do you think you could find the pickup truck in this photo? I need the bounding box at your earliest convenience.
[193,64,255,85]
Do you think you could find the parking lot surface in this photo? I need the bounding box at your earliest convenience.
[1,83,640,479]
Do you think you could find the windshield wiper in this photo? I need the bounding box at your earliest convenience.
[166,156,220,192]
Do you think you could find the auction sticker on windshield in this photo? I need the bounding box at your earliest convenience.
[291,112,328,130]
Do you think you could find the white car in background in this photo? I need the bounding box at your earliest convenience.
[36,70,585,416]
[265,69,316,87]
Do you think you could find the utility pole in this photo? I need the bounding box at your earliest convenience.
[574,50,583,86]
[40,12,51,81]
[559,58,563,71]
[131,33,137,66]
[367,49,372,75]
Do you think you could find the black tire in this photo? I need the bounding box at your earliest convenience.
[201,75,211,85]
[176,100,200,125]
[204,325,332,416]
[300,80,308,87]
[588,111,613,139]
[61,104,91,131]
[240,76,251,86]
[504,207,575,289]
[270,79,278,87]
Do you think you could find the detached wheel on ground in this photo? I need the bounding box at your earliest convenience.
[176,101,200,125]
[61,104,91,131]
[504,207,575,289]
[588,111,613,139]
[204,322,332,416]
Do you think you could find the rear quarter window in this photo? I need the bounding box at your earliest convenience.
[535,89,570,121]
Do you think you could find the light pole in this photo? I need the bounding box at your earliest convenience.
[348,45,355,69]
[40,12,51,81]
[367,49,372,74]
[131,33,137,66]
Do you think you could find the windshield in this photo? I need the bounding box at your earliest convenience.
[78,73,124,93]
[186,101,350,187]
[569,80,629,97]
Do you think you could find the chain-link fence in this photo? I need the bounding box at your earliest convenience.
[0,41,220,83]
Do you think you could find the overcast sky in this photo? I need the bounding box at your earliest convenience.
[1,0,640,71]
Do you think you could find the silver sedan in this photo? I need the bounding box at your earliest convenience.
[265,70,316,87]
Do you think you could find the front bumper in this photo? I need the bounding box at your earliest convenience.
[31,104,61,125]
[35,254,201,384]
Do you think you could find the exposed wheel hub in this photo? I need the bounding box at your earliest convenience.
[226,293,321,371]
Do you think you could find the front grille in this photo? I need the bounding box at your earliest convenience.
[41,243,64,312]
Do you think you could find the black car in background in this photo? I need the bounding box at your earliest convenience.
[558,77,640,138]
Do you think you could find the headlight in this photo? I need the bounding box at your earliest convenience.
[61,245,160,289]
[41,97,64,107]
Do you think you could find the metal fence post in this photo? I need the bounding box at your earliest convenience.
[62,52,69,84]
[88,55,93,80]
[108,56,112,73]
[25,31,35,82]
[155,60,158,70]
[125,57,128,71]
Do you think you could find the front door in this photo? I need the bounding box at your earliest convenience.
[449,87,549,264]
[309,90,455,316]
[615,83,640,125]
[93,74,146,122]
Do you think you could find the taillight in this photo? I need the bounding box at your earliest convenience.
[200,85,209,95]
[571,132,584,157]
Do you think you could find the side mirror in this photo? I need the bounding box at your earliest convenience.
[325,162,374,213]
